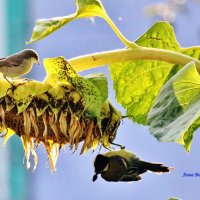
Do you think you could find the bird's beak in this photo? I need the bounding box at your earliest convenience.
[37,60,41,65]
[92,174,98,182]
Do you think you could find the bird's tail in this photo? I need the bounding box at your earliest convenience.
[141,161,173,173]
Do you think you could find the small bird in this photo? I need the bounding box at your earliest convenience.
[0,49,40,86]
[93,149,173,182]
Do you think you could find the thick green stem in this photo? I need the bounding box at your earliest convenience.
[68,47,200,73]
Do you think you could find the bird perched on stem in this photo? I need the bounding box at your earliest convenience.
[93,149,173,182]
[0,49,40,86]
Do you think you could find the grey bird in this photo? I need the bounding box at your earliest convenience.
[93,149,173,182]
[0,49,40,86]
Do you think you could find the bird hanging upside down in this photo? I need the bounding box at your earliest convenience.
[93,149,173,182]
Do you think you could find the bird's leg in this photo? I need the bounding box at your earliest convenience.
[3,75,16,94]
[110,141,125,149]
[3,75,14,88]
[97,144,103,154]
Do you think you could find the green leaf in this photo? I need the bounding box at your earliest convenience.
[0,79,13,98]
[147,62,200,152]
[44,56,71,84]
[28,14,75,44]
[48,85,67,118]
[76,0,106,17]
[34,93,49,117]
[44,58,109,106]
[11,80,51,114]
[44,57,104,120]
[28,0,135,47]
[109,21,200,124]
[28,0,106,43]
[173,62,200,110]
[85,73,108,104]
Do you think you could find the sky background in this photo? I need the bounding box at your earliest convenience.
[1,0,200,200]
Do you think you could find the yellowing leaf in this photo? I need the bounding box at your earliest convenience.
[0,79,13,98]
[48,86,67,117]
[12,80,51,114]
[44,57,72,85]
[44,57,105,120]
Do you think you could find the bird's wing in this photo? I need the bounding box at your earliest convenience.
[120,174,141,182]
[124,158,148,176]
[6,56,24,67]
[102,156,144,182]
[0,59,13,67]
[101,156,127,182]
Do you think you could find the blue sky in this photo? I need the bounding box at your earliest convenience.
[1,0,200,200]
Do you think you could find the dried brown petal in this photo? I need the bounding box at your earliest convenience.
[0,78,122,171]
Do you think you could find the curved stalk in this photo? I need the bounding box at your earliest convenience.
[68,46,200,73]
[101,14,138,49]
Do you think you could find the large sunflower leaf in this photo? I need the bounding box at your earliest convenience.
[109,21,200,124]
[147,62,200,152]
